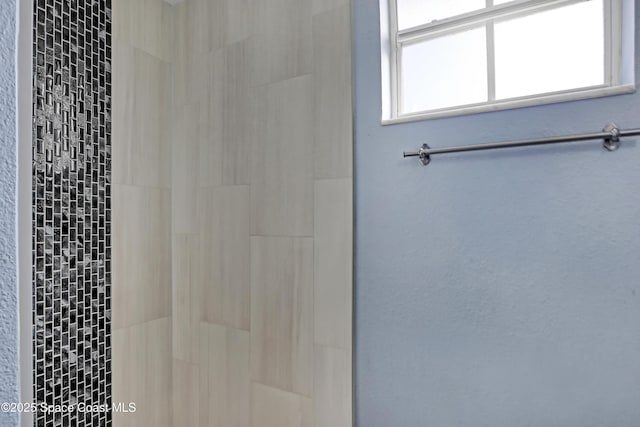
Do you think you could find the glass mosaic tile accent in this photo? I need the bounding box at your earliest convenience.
[32,0,112,425]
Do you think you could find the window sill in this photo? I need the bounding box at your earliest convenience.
[382,84,637,126]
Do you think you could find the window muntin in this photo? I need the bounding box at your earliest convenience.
[386,0,630,122]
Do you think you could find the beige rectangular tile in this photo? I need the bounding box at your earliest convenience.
[112,0,132,43]
[210,0,228,50]
[226,328,251,427]
[112,327,142,427]
[198,186,251,330]
[251,76,314,237]
[250,237,314,396]
[199,323,226,427]
[222,42,251,185]
[112,185,171,330]
[172,103,199,234]
[209,41,252,186]
[199,90,223,188]
[314,345,352,427]
[131,48,172,188]
[186,0,213,54]
[173,359,200,427]
[245,85,268,186]
[112,318,172,427]
[111,39,135,187]
[199,323,251,427]
[112,0,174,62]
[187,49,210,108]
[172,4,189,107]
[314,178,353,349]
[142,318,173,427]
[312,5,353,179]
[112,43,172,188]
[174,4,210,106]
[173,234,200,362]
[251,383,313,427]
[248,0,312,86]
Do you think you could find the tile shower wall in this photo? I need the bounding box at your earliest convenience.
[110,0,350,425]
[32,1,112,426]
[110,0,173,426]
[171,0,354,426]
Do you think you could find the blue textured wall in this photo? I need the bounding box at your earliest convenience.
[0,1,21,426]
[354,2,640,426]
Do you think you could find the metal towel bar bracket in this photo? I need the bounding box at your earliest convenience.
[403,122,640,166]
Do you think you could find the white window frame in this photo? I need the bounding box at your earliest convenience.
[382,0,635,124]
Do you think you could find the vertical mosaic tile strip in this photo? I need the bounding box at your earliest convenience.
[32,0,112,426]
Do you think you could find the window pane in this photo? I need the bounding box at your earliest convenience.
[401,27,488,113]
[495,0,605,100]
[397,0,486,30]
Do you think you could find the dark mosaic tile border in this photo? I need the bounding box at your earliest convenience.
[32,1,112,426]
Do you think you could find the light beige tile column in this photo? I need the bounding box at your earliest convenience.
[172,234,200,363]
[112,318,172,427]
[172,360,200,427]
[314,345,352,427]
[172,103,199,234]
[112,185,171,330]
[208,41,253,186]
[250,76,315,237]
[312,5,353,179]
[199,322,251,427]
[314,178,353,350]
[198,185,251,330]
[111,1,174,427]
[250,236,314,397]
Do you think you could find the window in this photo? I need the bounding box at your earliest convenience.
[381,0,635,123]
